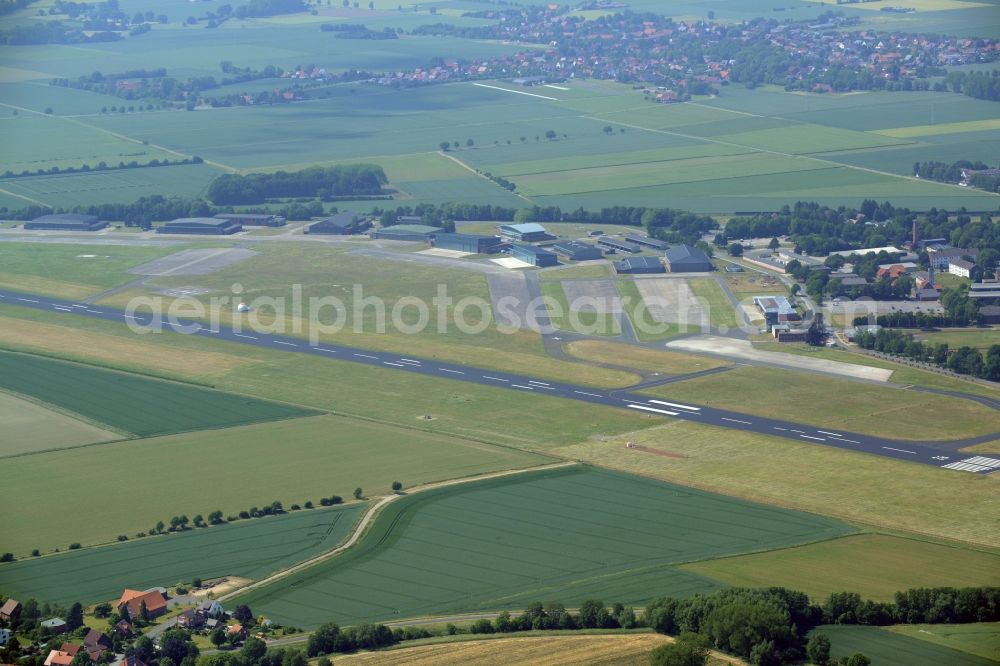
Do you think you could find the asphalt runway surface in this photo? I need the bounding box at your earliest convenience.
[2,288,998,474]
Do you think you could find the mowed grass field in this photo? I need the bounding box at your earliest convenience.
[0,350,314,438]
[565,340,730,375]
[0,414,549,556]
[552,421,1000,548]
[0,389,118,457]
[813,625,998,666]
[0,242,183,300]
[232,466,853,628]
[642,365,1000,440]
[0,503,365,606]
[334,633,674,666]
[680,534,1000,601]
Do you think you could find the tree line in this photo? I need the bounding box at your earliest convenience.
[207,165,387,205]
[853,328,1000,380]
[944,70,1000,102]
[2,156,203,180]
[320,23,398,39]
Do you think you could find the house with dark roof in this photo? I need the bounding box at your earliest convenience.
[979,305,1000,324]
[949,258,975,278]
[597,236,641,253]
[625,234,669,250]
[40,619,67,634]
[664,244,712,272]
[177,610,205,630]
[84,630,111,655]
[0,599,21,621]
[197,600,224,618]
[113,620,133,638]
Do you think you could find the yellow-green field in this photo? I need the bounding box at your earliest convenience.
[680,534,1000,601]
[875,118,1000,138]
[0,389,118,457]
[886,623,1000,663]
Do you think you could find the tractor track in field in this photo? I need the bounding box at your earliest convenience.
[216,461,579,604]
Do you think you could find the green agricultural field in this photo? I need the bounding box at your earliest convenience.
[813,625,997,666]
[0,414,549,556]
[0,163,222,208]
[231,466,854,627]
[680,534,1000,601]
[0,503,365,606]
[0,350,314,438]
[0,242,183,299]
[886,623,1000,663]
[914,328,1000,352]
[0,389,118,457]
[641,365,1000,440]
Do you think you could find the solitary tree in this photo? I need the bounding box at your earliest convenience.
[728,242,744,257]
[466,138,474,147]
[439,141,450,152]
[210,627,226,648]
[66,602,84,630]
[391,481,403,493]
[233,605,254,626]
[353,487,363,500]
[768,237,781,250]
[545,130,557,140]
[603,125,613,134]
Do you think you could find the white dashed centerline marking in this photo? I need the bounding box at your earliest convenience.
[234,333,257,340]
[17,298,39,303]
[800,435,825,442]
[574,390,602,397]
[274,341,297,347]
[315,348,337,353]
[484,376,508,382]
[383,362,404,367]
[790,429,806,434]
[528,381,550,386]
[399,358,421,365]
[817,430,842,437]
[721,417,752,425]
[511,384,534,390]
[882,446,916,455]
[439,368,464,375]
[773,427,788,432]
[354,353,377,359]
[838,438,861,444]
[628,404,679,416]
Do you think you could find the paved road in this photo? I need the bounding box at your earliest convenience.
[2,288,998,474]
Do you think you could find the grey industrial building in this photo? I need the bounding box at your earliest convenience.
[214,213,286,227]
[499,223,552,242]
[753,295,800,330]
[25,213,107,231]
[614,256,665,274]
[432,233,502,254]
[157,217,242,235]
[664,244,713,272]
[370,224,440,241]
[625,234,669,250]
[306,212,371,235]
[552,241,603,261]
[511,244,558,267]
[598,237,641,253]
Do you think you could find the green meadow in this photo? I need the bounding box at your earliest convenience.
[813,625,997,666]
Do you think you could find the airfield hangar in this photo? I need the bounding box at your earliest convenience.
[370,224,440,241]
[664,244,713,272]
[510,244,558,267]
[306,212,372,235]
[432,233,502,254]
[158,217,242,235]
[214,213,286,227]
[25,213,107,232]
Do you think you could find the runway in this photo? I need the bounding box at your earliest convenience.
[2,289,997,474]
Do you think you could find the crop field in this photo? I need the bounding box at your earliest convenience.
[231,466,853,627]
[334,633,674,666]
[642,365,1000,440]
[0,503,365,606]
[552,420,1000,548]
[887,623,1000,663]
[680,534,1000,601]
[0,414,549,556]
[0,163,222,208]
[0,242,182,299]
[813,625,997,666]
[0,389,117,457]
[0,350,314,438]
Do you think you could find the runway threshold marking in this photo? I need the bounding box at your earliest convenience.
[628,404,679,416]
[649,399,700,412]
